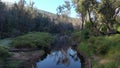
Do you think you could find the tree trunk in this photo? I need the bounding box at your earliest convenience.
[81,13,85,30]
[87,9,93,24]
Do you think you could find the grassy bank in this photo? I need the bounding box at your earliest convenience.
[71,31,120,68]
[76,34,120,68]
[0,32,55,68]
[0,46,10,68]
[11,32,55,49]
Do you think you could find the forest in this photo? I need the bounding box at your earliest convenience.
[0,0,120,68]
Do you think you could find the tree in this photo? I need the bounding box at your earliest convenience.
[56,0,71,17]
[72,0,86,29]
[72,0,120,35]
[72,0,98,30]
[98,0,120,33]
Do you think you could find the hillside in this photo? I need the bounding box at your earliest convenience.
[38,9,82,29]
[0,1,81,39]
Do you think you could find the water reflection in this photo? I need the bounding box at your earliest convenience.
[36,47,81,68]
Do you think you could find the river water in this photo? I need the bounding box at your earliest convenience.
[36,47,81,68]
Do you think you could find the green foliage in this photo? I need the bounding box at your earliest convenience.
[11,32,54,49]
[71,31,81,43]
[80,35,120,56]
[77,42,91,57]
[93,61,120,68]
[71,29,89,43]
[106,45,120,61]
[0,46,10,58]
[77,36,111,56]
[100,25,108,32]
[77,34,120,68]
[87,36,111,55]
[6,61,24,68]
[117,26,120,32]
[0,1,74,39]
[84,22,93,29]
[0,45,10,68]
[81,29,90,40]
[72,0,120,34]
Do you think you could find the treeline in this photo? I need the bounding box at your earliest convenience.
[0,0,74,39]
[72,0,120,36]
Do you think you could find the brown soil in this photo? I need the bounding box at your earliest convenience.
[7,50,45,68]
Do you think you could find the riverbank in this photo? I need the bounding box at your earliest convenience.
[6,50,45,68]
[0,43,47,68]
[76,34,120,68]
[1,31,119,68]
[0,33,88,68]
[0,32,54,68]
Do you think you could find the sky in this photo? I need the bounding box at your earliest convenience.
[34,0,77,17]
[1,0,103,18]
[1,0,77,18]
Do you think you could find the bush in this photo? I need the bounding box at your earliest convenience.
[71,30,89,43]
[0,46,10,68]
[71,31,81,43]
[78,34,120,56]
[6,61,24,68]
[93,61,120,68]
[78,34,120,68]
[11,32,55,49]
[77,42,91,57]
[0,46,10,58]
[106,45,120,61]
[87,36,110,55]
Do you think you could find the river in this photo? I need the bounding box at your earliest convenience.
[32,35,82,68]
[31,47,81,68]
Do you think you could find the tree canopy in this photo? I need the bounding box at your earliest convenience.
[72,0,120,35]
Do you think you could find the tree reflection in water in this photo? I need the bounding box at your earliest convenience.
[36,47,81,68]
[53,47,79,66]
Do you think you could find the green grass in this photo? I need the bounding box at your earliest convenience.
[77,42,91,57]
[74,33,120,68]
[93,61,120,68]
[0,46,10,68]
[0,46,10,59]
[0,32,54,68]
[5,61,24,68]
[11,32,55,49]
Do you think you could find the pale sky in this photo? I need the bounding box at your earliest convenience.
[2,0,118,18]
[1,0,77,18]
[1,0,18,3]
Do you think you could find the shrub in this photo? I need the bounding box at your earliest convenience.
[11,32,54,49]
[93,61,120,68]
[77,42,91,57]
[78,34,120,68]
[88,36,111,55]
[106,45,120,61]
[117,26,120,32]
[71,30,89,43]
[0,46,10,58]
[6,61,24,68]
[71,31,81,43]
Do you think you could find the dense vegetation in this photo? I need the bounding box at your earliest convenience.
[11,32,54,49]
[72,0,120,35]
[0,46,10,59]
[0,0,120,68]
[69,0,120,68]
[71,30,120,68]
[75,34,120,68]
[0,46,10,68]
[0,0,75,39]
